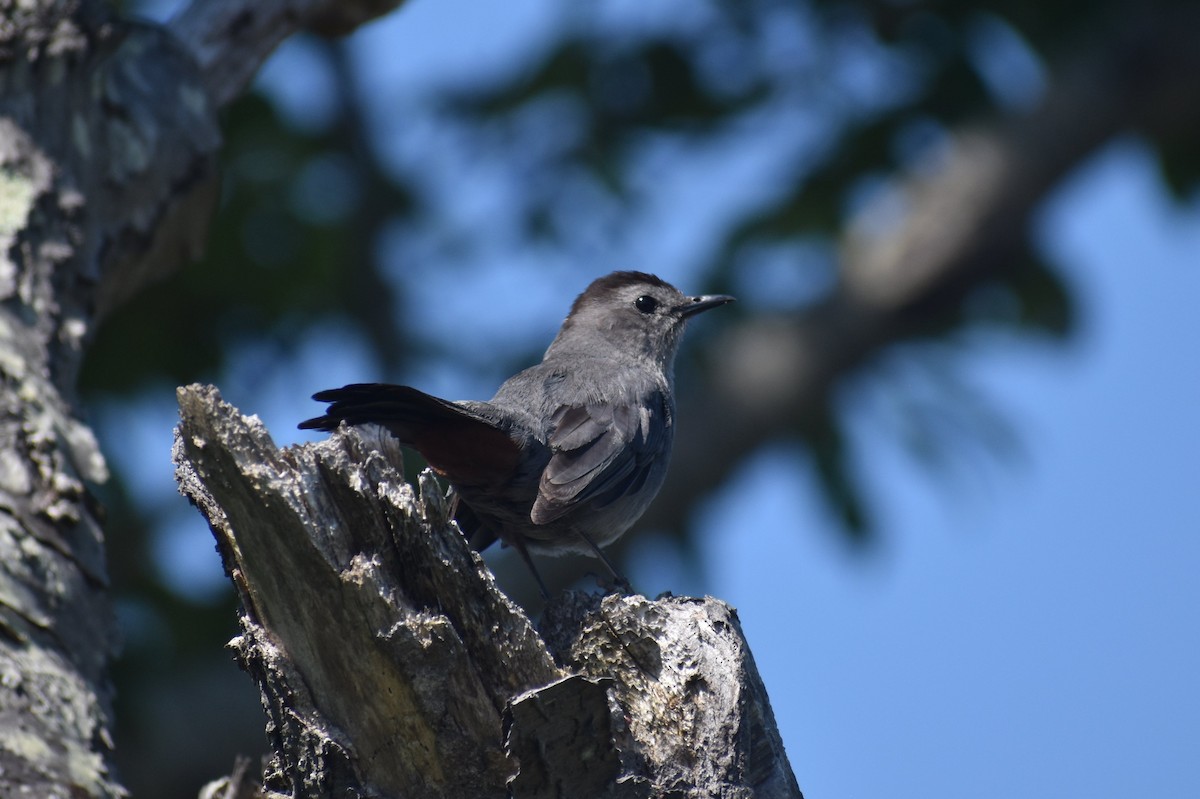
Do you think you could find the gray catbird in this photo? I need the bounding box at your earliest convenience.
[299,271,734,596]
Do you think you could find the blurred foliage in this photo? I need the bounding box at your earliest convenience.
[82,50,416,394]
[83,1,1199,795]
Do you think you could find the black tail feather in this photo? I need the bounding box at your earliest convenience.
[299,383,467,433]
[299,383,521,485]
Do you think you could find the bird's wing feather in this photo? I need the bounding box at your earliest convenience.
[530,393,668,524]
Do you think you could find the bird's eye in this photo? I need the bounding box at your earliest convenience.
[634,295,659,314]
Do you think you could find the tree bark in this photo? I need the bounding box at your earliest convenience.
[0,2,403,796]
[173,383,803,799]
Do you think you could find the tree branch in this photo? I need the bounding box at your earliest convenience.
[641,3,1200,535]
[167,0,407,109]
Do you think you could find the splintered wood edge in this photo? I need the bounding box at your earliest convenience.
[172,383,552,795]
[172,383,802,797]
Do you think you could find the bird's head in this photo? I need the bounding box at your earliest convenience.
[546,271,735,372]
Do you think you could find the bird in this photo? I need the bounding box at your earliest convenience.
[299,271,734,597]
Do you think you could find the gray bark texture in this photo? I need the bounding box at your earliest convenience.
[0,1,403,797]
[173,383,804,799]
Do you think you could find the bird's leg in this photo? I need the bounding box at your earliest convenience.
[509,536,552,600]
[575,530,633,595]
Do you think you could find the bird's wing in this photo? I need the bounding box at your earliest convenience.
[300,383,521,486]
[530,393,669,525]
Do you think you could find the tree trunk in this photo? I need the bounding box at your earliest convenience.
[0,2,403,796]
[173,383,804,798]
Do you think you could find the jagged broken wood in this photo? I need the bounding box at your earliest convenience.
[173,383,803,798]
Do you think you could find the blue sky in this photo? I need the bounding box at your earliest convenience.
[122,1,1200,795]
[681,143,1200,797]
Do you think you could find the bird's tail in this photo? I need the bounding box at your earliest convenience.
[300,383,466,433]
[299,383,520,486]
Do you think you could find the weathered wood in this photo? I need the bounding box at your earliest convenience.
[542,594,803,799]
[174,383,803,798]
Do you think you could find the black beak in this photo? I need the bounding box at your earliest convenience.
[679,294,736,318]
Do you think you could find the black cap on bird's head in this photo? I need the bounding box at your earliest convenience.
[547,271,735,367]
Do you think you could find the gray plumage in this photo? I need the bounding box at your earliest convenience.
[299,271,734,596]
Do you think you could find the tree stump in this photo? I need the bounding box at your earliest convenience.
[174,383,802,798]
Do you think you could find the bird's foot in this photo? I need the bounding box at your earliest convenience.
[589,571,635,596]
